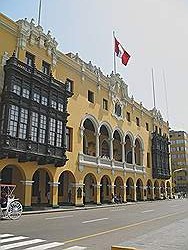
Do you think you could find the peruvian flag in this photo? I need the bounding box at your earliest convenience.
[114,37,130,66]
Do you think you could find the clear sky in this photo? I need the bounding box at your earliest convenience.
[1,0,188,132]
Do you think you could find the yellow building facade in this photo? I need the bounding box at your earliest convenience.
[0,13,172,210]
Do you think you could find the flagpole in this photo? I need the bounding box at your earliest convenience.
[113,31,117,74]
[151,68,156,109]
[162,69,169,122]
[38,0,42,26]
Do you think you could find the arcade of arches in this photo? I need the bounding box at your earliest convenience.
[0,163,172,209]
[82,118,143,165]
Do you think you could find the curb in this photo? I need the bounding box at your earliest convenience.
[22,199,169,215]
[22,203,131,215]
[111,246,139,250]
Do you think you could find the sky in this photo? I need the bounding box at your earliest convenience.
[1,0,188,132]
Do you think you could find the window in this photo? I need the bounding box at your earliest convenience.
[126,112,131,122]
[42,61,50,75]
[8,105,19,137]
[12,84,21,95]
[66,79,73,92]
[33,90,40,103]
[88,90,94,103]
[51,99,57,109]
[115,103,121,117]
[41,95,48,106]
[25,52,35,67]
[146,123,149,131]
[58,102,64,112]
[66,127,73,151]
[31,112,39,142]
[103,99,108,110]
[136,117,140,126]
[39,114,47,144]
[56,120,63,147]
[49,118,56,146]
[22,87,30,99]
[18,108,28,139]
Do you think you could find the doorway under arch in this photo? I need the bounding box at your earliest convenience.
[114,176,124,202]
[32,169,52,205]
[126,177,134,201]
[83,173,97,204]
[100,175,111,203]
[0,165,25,204]
[58,171,76,205]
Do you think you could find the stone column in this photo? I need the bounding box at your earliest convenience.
[75,183,84,207]
[151,187,155,200]
[20,180,34,210]
[133,183,137,201]
[132,145,135,165]
[122,142,125,162]
[49,182,60,208]
[111,182,115,203]
[96,183,101,205]
[123,184,127,203]
[95,133,100,157]
[110,137,114,160]
[80,127,85,152]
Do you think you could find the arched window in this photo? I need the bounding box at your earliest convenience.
[101,140,110,157]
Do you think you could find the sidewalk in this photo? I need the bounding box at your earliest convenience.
[23,201,137,215]
[23,199,173,215]
[115,217,188,250]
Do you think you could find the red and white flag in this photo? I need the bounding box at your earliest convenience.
[114,37,130,66]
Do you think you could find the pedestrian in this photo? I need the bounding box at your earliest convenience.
[68,190,71,203]
[114,194,119,203]
[37,190,41,204]
[46,191,50,204]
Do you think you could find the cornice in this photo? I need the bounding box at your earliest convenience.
[0,19,17,36]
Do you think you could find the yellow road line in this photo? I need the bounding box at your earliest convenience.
[63,211,187,244]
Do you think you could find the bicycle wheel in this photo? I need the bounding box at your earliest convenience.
[7,200,23,220]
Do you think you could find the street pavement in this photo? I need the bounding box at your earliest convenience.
[0,199,188,250]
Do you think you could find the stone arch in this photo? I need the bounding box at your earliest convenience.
[100,175,112,203]
[126,177,134,201]
[98,121,113,135]
[80,114,99,132]
[113,130,123,162]
[83,173,97,204]
[58,170,76,205]
[0,165,26,204]
[99,124,111,158]
[136,178,144,201]
[114,176,124,202]
[83,118,97,156]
